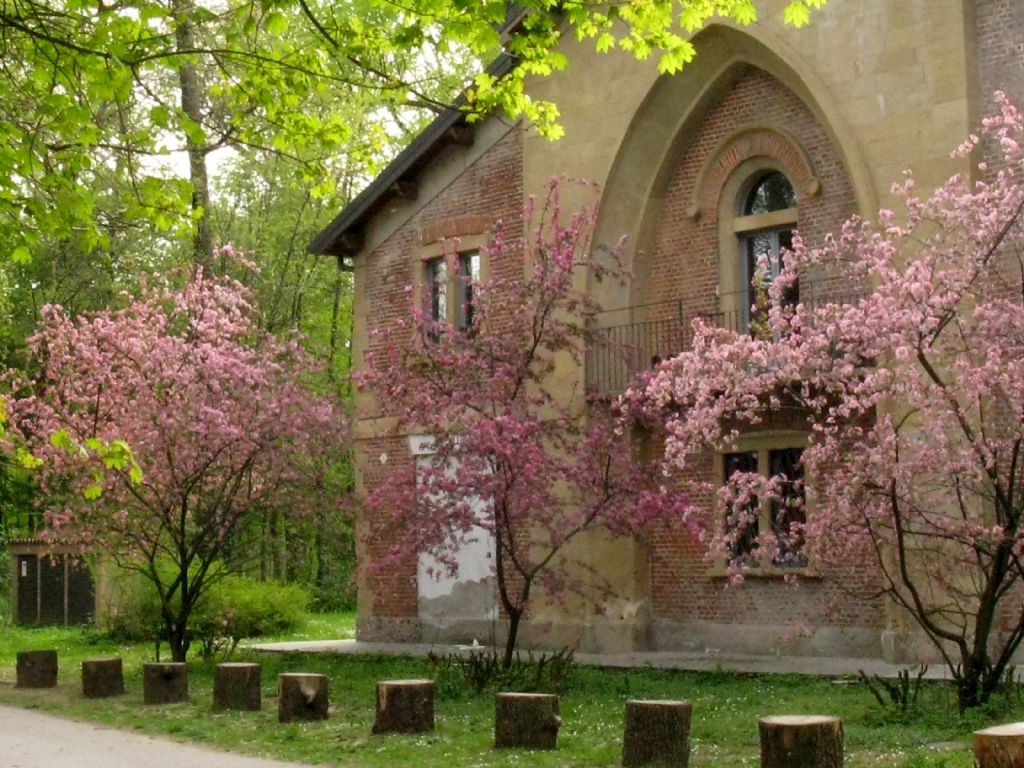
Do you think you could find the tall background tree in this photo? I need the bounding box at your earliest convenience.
[633,94,1024,711]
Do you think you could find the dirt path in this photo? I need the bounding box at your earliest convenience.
[0,704,319,768]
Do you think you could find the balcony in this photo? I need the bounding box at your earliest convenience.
[585,299,728,397]
[585,285,858,396]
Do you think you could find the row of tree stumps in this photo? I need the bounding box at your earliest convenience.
[15,650,331,720]
[13,650,1024,766]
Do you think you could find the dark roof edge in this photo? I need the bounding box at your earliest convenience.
[309,52,516,257]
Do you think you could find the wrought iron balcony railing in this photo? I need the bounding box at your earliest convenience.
[585,286,859,396]
[585,299,721,397]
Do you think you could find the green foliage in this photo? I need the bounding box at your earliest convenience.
[311,511,357,612]
[191,576,310,660]
[0,527,8,626]
[101,567,309,658]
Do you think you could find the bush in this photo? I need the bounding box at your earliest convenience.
[100,566,310,659]
[192,575,309,659]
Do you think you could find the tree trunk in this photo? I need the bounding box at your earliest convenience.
[327,261,344,385]
[173,0,212,268]
[16,650,58,689]
[758,715,843,768]
[372,680,434,734]
[622,699,692,767]
[143,662,189,704]
[974,723,1024,768]
[494,692,560,750]
[82,658,124,698]
[278,673,329,722]
[167,621,190,662]
[214,662,261,711]
[503,609,522,669]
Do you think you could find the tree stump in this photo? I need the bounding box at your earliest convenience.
[143,662,188,704]
[759,715,843,768]
[622,699,692,767]
[214,662,261,711]
[16,650,58,689]
[82,658,124,698]
[494,692,561,750]
[974,722,1024,767]
[278,673,329,723]
[372,679,434,734]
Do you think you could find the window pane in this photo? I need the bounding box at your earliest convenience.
[769,448,807,567]
[742,228,798,335]
[724,451,759,565]
[425,257,447,322]
[456,251,479,332]
[744,171,797,215]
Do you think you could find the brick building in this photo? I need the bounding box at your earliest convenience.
[311,1,1024,660]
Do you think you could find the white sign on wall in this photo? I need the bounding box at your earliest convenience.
[410,435,498,626]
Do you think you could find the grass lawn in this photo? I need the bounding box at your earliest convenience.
[0,617,1020,767]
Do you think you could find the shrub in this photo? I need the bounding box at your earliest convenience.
[192,575,310,659]
[100,566,309,659]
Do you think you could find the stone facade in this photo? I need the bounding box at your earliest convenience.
[315,0,1024,659]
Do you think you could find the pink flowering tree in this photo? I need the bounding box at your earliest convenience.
[360,182,685,668]
[8,265,345,661]
[633,94,1024,710]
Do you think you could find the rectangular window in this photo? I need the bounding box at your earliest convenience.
[722,445,806,569]
[456,250,480,332]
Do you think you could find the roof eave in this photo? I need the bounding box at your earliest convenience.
[308,52,516,258]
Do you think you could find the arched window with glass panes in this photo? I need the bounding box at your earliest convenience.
[734,170,798,334]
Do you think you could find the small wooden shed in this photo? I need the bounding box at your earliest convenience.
[10,538,95,626]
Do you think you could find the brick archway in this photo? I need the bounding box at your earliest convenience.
[687,126,820,221]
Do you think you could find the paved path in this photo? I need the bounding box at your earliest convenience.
[0,704,318,768]
[250,638,956,680]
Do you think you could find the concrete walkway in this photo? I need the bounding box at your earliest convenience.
[0,704,319,768]
[250,638,955,680]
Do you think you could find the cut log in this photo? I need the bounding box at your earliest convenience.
[974,722,1024,768]
[142,662,188,704]
[82,658,124,698]
[759,715,843,768]
[278,673,329,723]
[16,650,58,689]
[372,679,434,734]
[494,692,561,750]
[622,699,692,767]
[213,662,261,711]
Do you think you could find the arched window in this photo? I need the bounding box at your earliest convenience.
[733,170,798,334]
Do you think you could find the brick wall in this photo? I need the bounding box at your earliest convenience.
[643,66,883,634]
[356,127,524,627]
[975,0,1024,652]
[642,65,860,324]
[975,0,1024,115]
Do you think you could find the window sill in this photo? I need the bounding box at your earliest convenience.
[706,564,822,580]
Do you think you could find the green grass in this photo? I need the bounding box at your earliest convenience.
[0,620,1019,767]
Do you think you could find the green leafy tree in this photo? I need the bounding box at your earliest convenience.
[0,0,827,268]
